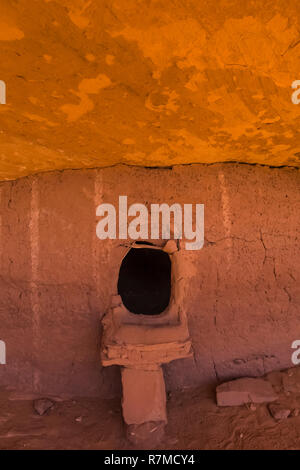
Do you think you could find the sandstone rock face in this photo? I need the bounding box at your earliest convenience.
[0,1,300,180]
[216,378,278,406]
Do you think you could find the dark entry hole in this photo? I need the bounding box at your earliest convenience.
[117,248,171,315]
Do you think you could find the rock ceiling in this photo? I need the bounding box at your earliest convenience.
[1,0,300,180]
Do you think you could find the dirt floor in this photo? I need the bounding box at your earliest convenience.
[0,366,299,450]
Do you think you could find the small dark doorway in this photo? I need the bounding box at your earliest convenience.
[118,248,171,315]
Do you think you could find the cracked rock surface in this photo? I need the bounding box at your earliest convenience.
[0,0,300,180]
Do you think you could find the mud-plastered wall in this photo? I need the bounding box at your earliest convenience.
[0,163,299,397]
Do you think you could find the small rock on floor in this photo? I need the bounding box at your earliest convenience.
[268,403,291,421]
[33,398,54,416]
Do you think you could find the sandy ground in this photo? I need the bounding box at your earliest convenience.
[0,367,299,450]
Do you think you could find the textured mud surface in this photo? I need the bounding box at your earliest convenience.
[0,163,299,397]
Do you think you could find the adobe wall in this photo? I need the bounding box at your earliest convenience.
[0,163,299,397]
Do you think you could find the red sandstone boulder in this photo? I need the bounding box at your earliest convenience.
[216,377,278,406]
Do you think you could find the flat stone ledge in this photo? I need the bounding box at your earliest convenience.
[216,377,278,407]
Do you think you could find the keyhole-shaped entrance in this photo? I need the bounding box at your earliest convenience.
[117,247,171,315]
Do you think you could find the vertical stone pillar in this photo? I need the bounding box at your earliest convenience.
[121,367,167,445]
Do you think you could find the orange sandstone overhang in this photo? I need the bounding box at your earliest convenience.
[0,0,300,181]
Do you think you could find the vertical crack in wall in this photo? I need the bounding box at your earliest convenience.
[259,230,267,265]
[212,358,220,383]
[283,287,292,303]
[29,177,40,392]
[271,256,292,313]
